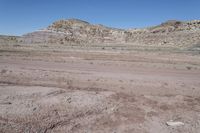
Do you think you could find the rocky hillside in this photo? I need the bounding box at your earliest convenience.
[128,20,200,47]
[23,19,127,44]
[3,19,200,47]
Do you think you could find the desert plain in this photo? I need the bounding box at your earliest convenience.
[0,19,200,133]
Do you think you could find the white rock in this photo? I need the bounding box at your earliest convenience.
[166,120,184,126]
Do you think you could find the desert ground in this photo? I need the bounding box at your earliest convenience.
[0,43,200,133]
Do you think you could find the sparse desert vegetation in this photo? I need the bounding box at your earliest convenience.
[0,19,200,133]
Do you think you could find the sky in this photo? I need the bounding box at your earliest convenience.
[0,0,200,36]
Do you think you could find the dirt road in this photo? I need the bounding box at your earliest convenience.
[0,46,200,132]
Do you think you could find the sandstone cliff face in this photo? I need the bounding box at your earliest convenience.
[10,19,200,47]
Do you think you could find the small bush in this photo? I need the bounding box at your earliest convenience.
[186,66,192,70]
[1,69,7,74]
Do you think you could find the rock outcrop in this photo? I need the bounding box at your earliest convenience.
[3,19,200,47]
[23,19,128,44]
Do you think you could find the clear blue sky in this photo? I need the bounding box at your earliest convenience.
[0,0,200,35]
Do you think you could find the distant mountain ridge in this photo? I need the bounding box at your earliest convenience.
[1,19,200,47]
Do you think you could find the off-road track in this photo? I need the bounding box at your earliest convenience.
[0,45,200,133]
